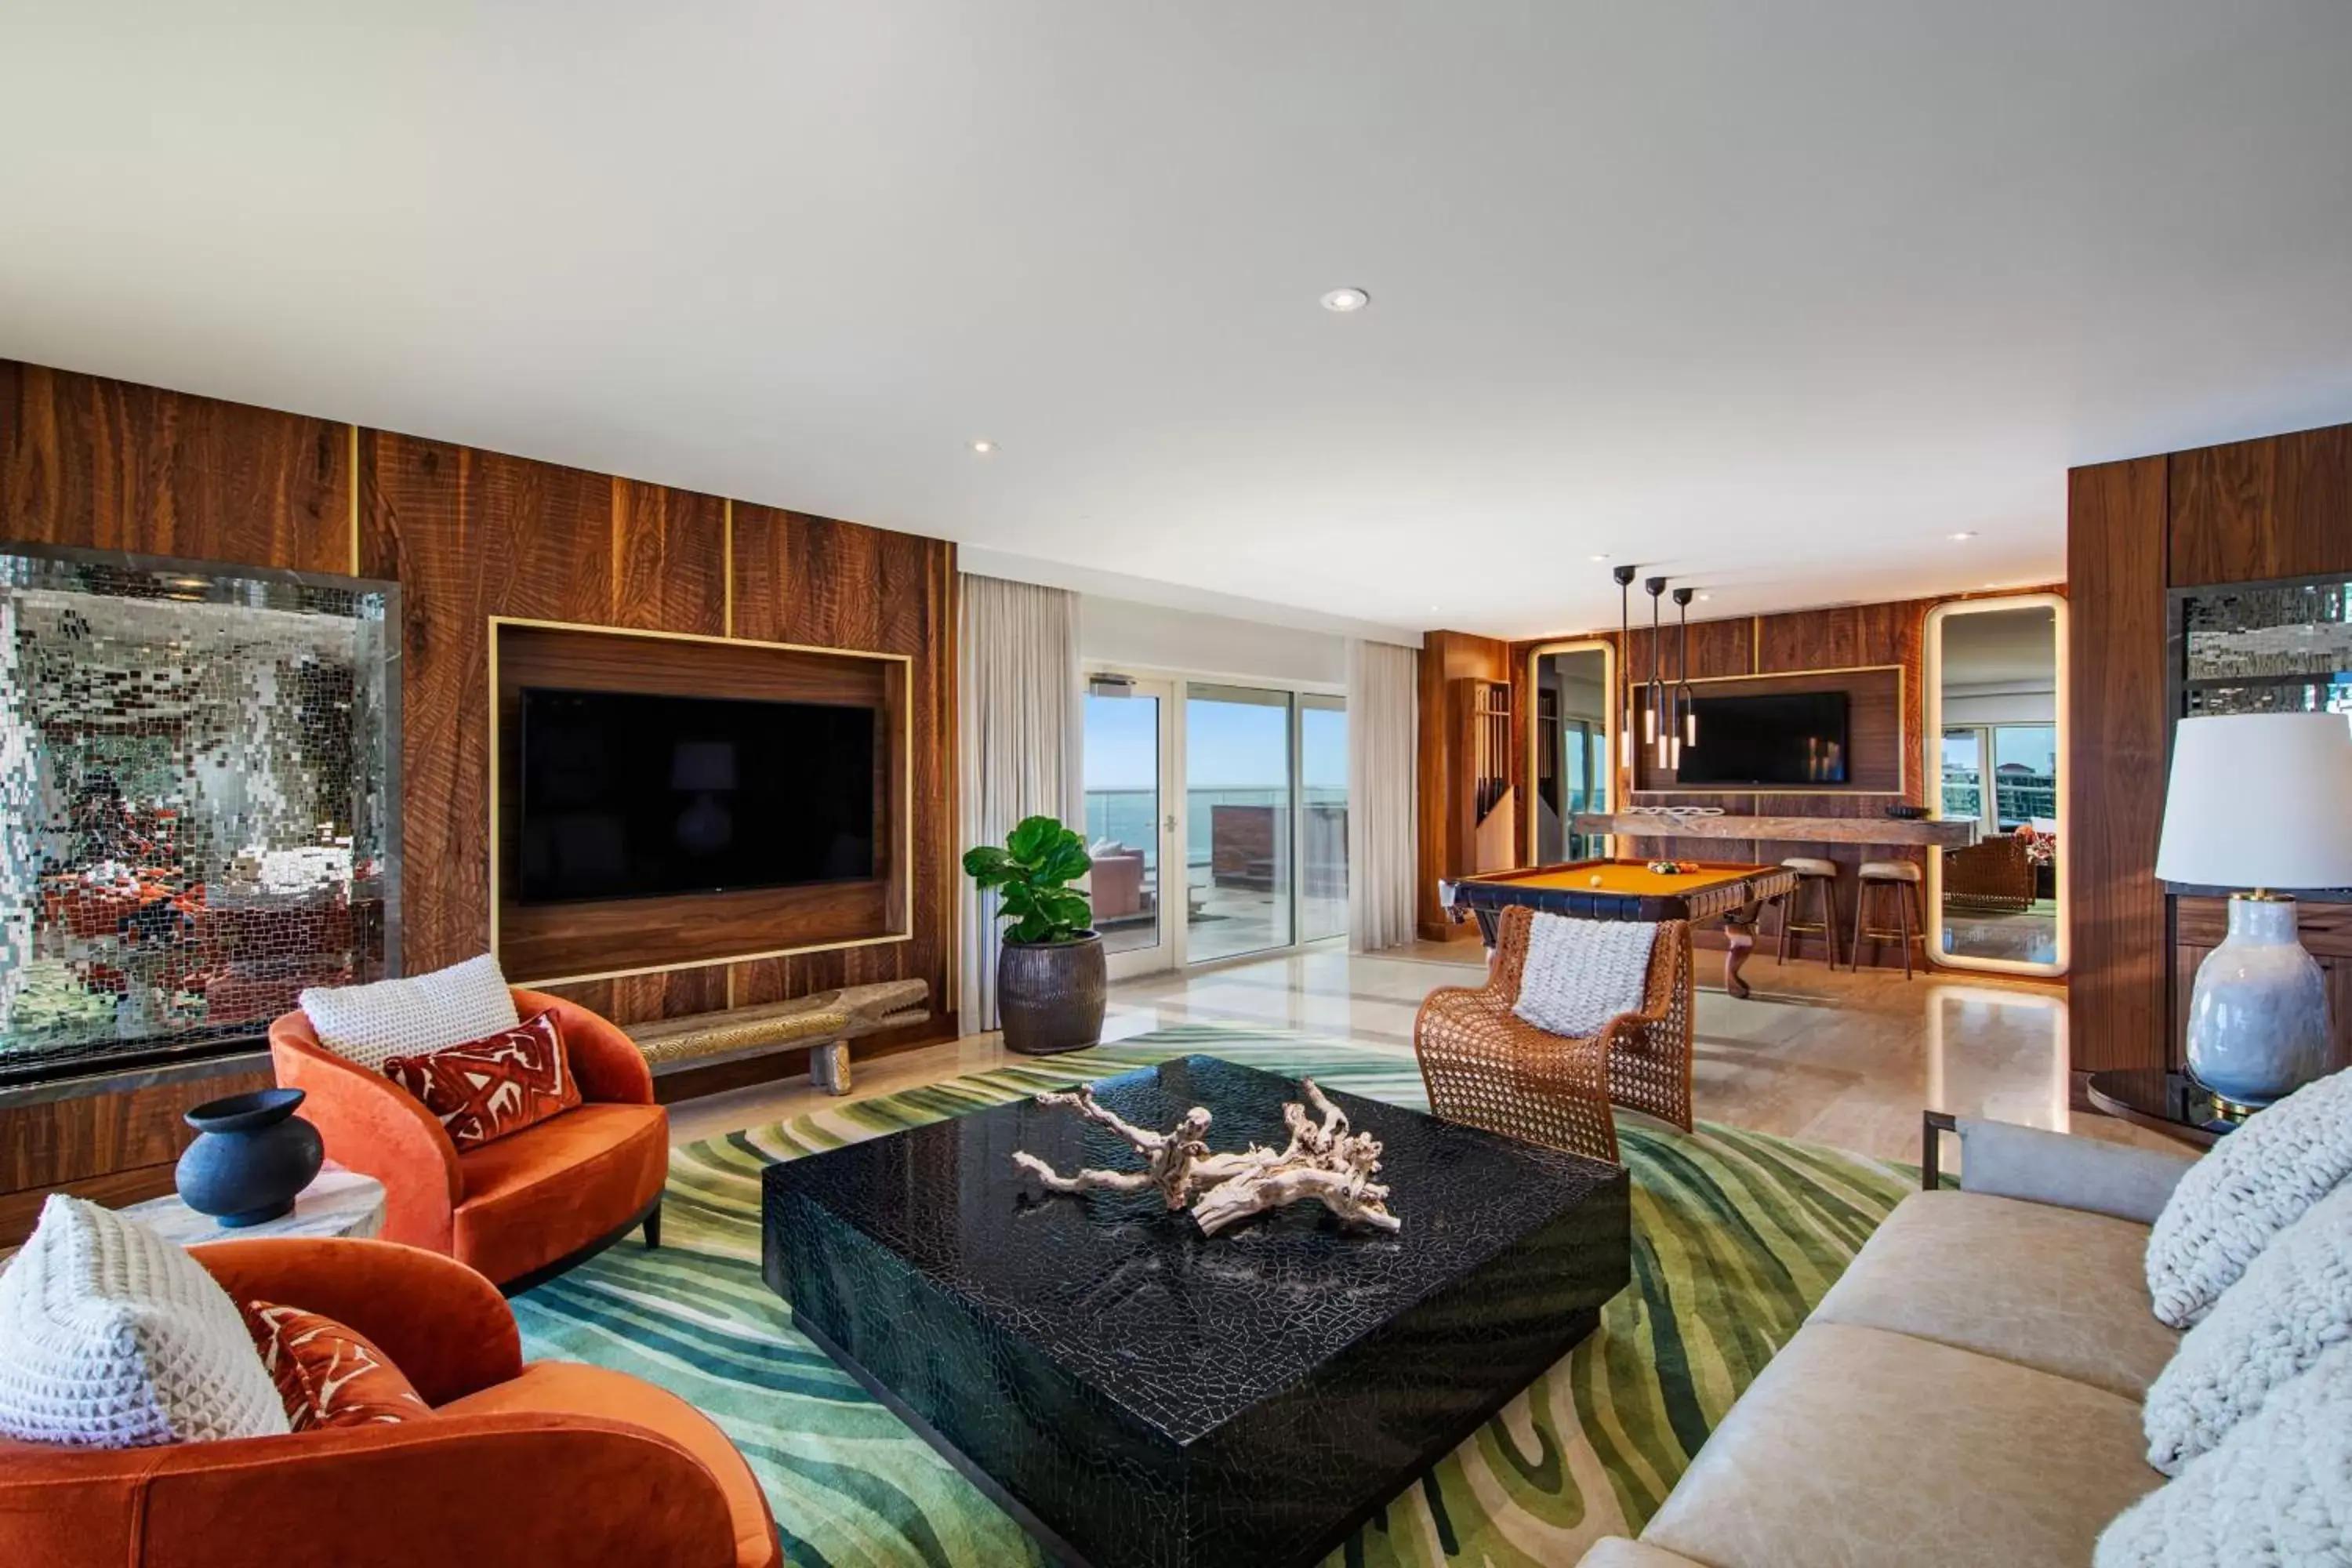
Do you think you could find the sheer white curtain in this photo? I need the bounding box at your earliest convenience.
[1346,637,1420,952]
[957,574,1082,1033]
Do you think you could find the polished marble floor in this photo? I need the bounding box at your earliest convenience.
[670,938,2180,1165]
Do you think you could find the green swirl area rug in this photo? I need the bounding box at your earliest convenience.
[512,1024,1916,1567]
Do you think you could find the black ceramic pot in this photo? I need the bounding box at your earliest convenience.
[997,932,1106,1055]
[176,1087,325,1228]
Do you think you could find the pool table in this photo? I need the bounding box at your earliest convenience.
[1441,858,1802,1000]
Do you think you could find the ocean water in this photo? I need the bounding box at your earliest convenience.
[1084,789,1345,871]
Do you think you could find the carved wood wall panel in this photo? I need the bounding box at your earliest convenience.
[1,361,352,575]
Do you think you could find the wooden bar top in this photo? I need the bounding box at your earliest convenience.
[1572,811,1980,848]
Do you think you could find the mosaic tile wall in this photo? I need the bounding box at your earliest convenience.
[2180,578,2352,717]
[0,547,397,1082]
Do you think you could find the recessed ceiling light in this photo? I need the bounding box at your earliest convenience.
[1320,287,1370,314]
[1948,531,1976,541]
[1697,593,1713,601]
[1589,553,1610,562]
[969,440,996,455]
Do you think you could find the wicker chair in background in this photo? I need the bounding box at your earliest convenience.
[1412,906,1694,1164]
[1943,832,2036,913]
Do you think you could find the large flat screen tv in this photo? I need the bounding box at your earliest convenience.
[517,687,877,906]
[1675,691,1850,787]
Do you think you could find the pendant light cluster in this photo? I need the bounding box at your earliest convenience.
[1613,567,1700,775]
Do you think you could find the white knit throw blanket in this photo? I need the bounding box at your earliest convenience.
[1513,913,1660,1037]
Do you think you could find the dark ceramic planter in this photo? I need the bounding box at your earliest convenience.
[176,1087,324,1227]
[998,932,1106,1055]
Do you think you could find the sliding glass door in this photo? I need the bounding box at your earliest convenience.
[1185,685,1294,961]
[1299,695,1348,943]
[1083,679,1177,978]
[1082,674,1346,973]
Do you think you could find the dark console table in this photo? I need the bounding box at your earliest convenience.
[762,1055,1631,1568]
[2083,1068,2244,1149]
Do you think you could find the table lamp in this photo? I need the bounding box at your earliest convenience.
[2155,712,2352,1106]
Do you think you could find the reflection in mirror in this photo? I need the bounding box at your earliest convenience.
[1933,604,2060,969]
[1532,646,1611,863]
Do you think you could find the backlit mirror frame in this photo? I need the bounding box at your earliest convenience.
[1523,638,1618,866]
[1922,592,2069,978]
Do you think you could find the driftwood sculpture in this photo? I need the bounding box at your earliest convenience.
[1012,1079,1400,1235]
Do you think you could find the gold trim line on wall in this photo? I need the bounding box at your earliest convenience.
[1625,662,1910,798]
[483,614,918,966]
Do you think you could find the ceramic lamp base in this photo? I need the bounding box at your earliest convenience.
[2183,895,2332,1108]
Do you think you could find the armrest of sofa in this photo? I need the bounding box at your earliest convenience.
[191,1238,522,1406]
[517,987,656,1106]
[0,1414,739,1568]
[1946,1116,2196,1225]
[269,1019,463,1253]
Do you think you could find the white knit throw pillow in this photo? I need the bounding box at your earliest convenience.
[1513,913,1660,1038]
[2097,1337,2352,1566]
[2145,1181,2352,1475]
[2145,1066,2352,1329]
[299,953,521,1072]
[0,1195,291,1447]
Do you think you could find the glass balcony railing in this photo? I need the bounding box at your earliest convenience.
[1083,788,1348,874]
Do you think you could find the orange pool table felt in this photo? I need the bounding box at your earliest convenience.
[1474,859,1783,899]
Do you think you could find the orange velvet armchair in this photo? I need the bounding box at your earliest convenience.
[0,1238,781,1568]
[269,988,667,1290]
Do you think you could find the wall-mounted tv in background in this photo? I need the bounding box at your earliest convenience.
[1675,691,1851,787]
[517,687,877,906]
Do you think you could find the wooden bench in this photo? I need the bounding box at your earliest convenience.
[625,979,929,1096]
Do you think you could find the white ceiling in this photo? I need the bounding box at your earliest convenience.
[1940,604,2058,688]
[5,3,2350,642]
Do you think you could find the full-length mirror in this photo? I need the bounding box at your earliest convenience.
[1924,595,2068,975]
[1527,641,1615,864]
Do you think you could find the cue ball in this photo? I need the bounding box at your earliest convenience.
[1588,873,1603,887]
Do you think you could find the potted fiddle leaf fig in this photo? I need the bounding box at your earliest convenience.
[964,814,1105,1054]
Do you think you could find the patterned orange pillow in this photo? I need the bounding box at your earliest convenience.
[242,1301,430,1431]
[380,1007,580,1150]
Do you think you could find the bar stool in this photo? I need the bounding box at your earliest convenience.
[1775,857,1840,968]
[1851,860,1927,979]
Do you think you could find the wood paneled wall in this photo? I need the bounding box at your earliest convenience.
[0,358,960,1235]
[2066,457,2171,1073]
[2070,420,2352,1076]
[1415,630,1510,940]
[1,361,352,573]
[726,505,959,1018]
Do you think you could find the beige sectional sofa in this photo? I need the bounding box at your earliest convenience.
[1578,1117,2200,1568]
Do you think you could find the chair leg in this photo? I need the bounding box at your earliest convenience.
[1895,881,1914,980]
[1849,880,1868,971]
[642,1202,662,1250]
[1777,888,1793,965]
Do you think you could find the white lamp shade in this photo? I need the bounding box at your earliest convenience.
[2156,713,2352,889]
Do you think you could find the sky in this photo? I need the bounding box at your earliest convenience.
[1083,693,1345,793]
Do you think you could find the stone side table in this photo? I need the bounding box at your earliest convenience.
[118,1163,387,1247]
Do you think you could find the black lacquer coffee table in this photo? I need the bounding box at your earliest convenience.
[761,1054,1631,1568]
